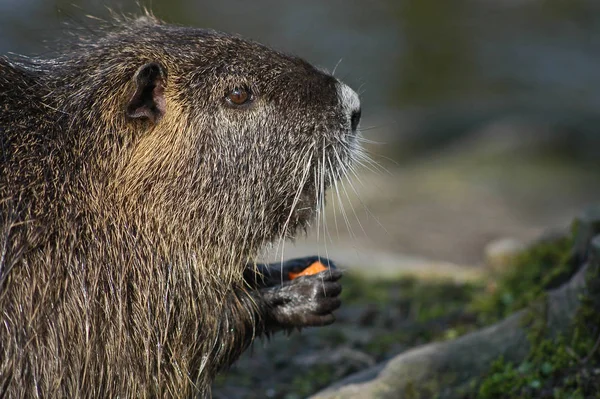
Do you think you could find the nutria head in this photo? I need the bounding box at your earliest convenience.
[43,16,361,264]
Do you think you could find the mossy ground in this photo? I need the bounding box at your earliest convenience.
[213,231,599,399]
[470,234,575,324]
[466,233,600,399]
[213,275,486,399]
[472,296,600,399]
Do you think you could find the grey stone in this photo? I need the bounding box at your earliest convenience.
[573,206,600,261]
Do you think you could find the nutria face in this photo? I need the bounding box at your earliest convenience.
[178,34,361,239]
[104,21,361,250]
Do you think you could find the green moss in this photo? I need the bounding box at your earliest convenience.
[475,325,599,399]
[342,274,479,309]
[287,364,336,399]
[471,235,574,324]
[476,339,572,398]
[410,280,479,323]
[471,229,600,399]
[340,273,393,305]
[341,274,483,358]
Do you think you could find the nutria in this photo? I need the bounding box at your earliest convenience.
[0,13,361,398]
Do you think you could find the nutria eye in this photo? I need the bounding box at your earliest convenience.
[226,86,252,106]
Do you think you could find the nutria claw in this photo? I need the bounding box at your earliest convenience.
[261,267,343,329]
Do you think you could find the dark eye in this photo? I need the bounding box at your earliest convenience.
[226,86,252,106]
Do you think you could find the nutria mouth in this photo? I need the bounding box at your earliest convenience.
[282,153,348,238]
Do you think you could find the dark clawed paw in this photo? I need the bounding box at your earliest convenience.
[269,268,343,328]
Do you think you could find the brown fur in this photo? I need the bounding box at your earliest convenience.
[0,14,359,398]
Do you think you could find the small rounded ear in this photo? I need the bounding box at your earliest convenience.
[126,62,167,123]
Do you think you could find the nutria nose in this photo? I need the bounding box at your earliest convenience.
[337,81,361,132]
[350,108,361,132]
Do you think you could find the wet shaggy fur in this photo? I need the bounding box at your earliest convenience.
[0,14,359,398]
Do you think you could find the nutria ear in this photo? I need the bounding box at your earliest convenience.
[126,62,166,123]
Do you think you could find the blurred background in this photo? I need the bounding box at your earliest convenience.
[3,0,600,273]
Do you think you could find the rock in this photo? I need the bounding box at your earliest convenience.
[357,304,381,327]
[293,347,377,379]
[335,304,381,326]
[573,206,600,262]
[588,235,600,299]
[336,326,376,346]
[310,209,600,399]
[591,235,600,266]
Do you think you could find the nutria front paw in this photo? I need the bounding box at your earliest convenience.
[262,268,342,328]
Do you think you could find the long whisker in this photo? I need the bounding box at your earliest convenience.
[354,136,386,144]
[360,149,400,168]
[313,152,321,255]
[319,146,341,289]
[357,124,389,132]
[339,143,386,176]
[341,140,394,175]
[332,58,343,76]
[336,151,390,236]
[329,150,356,242]
[332,146,368,239]
[275,149,314,272]
[326,156,341,241]
[357,82,367,95]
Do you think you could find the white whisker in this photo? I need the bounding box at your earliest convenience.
[337,153,390,236]
[332,146,368,239]
[275,149,314,275]
[332,58,343,77]
[326,157,341,241]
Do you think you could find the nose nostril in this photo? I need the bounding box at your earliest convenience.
[350,108,361,132]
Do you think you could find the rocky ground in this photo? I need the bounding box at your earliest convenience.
[213,272,486,399]
[213,130,600,399]
[214,215,600,399]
